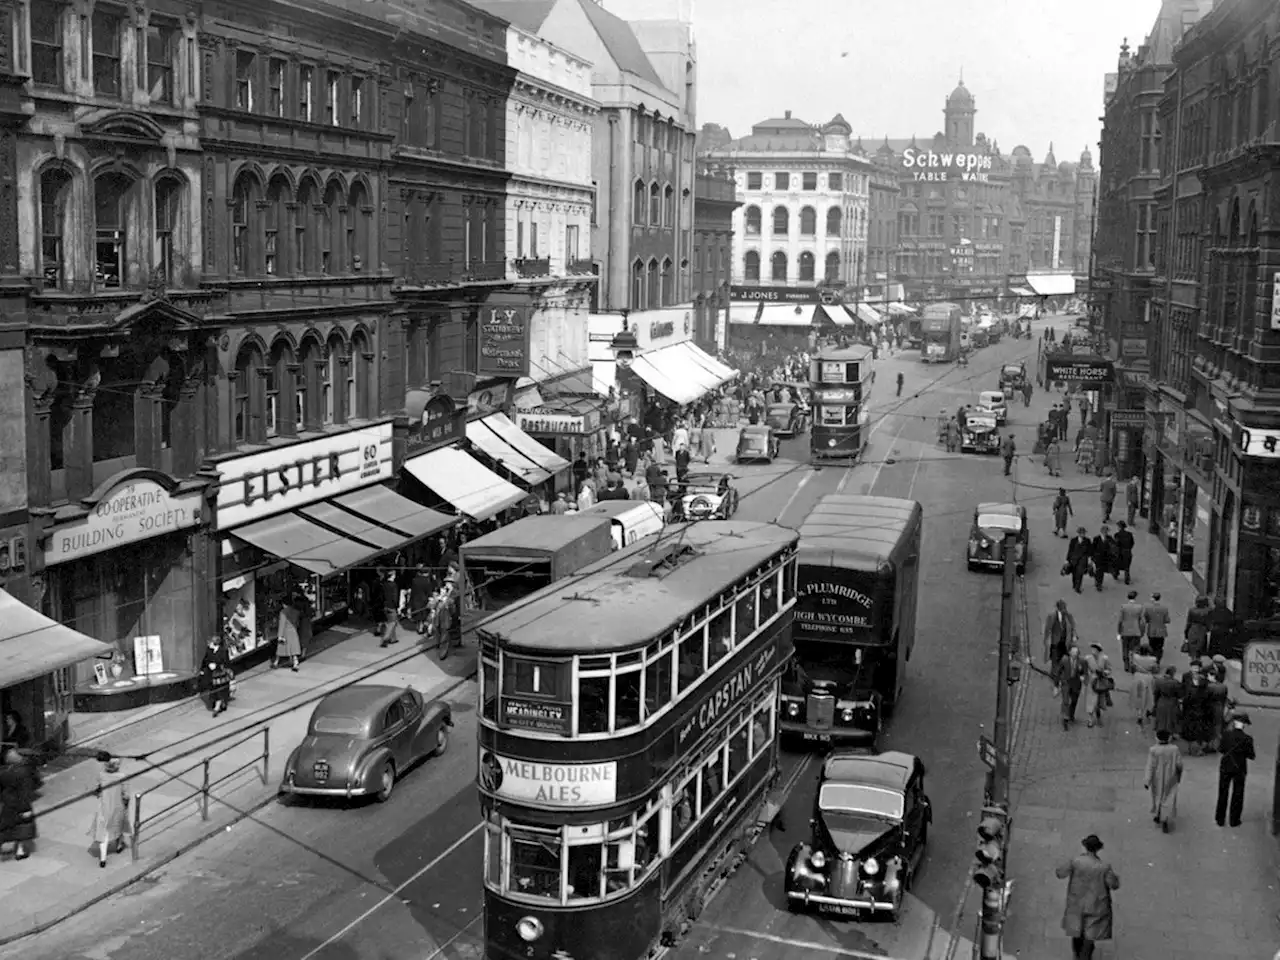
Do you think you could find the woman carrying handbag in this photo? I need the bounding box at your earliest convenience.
[1084,641,1114,728]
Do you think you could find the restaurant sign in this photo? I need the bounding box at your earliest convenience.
[517,408,601,435]
[477,306,531,377]
[1044,359,1114,384]
[47,476,202,564]
[1109,409,1146,427]
[479,751,618,806]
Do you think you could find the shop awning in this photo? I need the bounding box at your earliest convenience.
[467,416,553,486]
[231,511,377,577]
[729,303,849,328]
[1010,286,1036,297]
[591,360,617,397]
[1025,274,1077,297]
[629,341,734,406]
[330,486,455,540]
[473,413,570,484]
[684,344,739,384]
[0,589,115,688]
[886,302,916,316]
[403,446,526,521]
[843,303,883,326]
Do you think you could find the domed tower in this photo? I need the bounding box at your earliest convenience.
[822,112,852,152]
[945,75,975,148]
[1079,146,1094,171]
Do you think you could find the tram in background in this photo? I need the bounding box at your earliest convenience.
[809,345,874,462]
[920,301,963,363]
[476,521,799,960]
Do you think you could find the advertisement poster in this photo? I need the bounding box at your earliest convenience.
[132,636,164,676]
[221,577,259,659]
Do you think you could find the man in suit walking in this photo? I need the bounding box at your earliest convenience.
[1065,527,1092,594]
[1142,592,1171,665]
[1217,711,1256,827]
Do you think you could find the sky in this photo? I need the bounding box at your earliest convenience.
[692,0,1167,162]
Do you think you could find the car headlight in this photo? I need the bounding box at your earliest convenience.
[980,538,990,549]
[841,709,853,722]
[516,917,544,942]
[788,702,800,717]
[810,851,826,869]
[862,857,880,876]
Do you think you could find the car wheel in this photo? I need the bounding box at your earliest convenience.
[432,725,449,757]
[376,761,396,803]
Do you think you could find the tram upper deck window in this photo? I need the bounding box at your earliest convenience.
[678,621,706,692]
[644,636,674,717]
[728,722,750,780]
[707,606,732,666]
[735,588,757,643]
[783,558,797,604]
[615,651,643,730]
[758,571,780,623]
[503,656,569,699]
[578,674,610,734]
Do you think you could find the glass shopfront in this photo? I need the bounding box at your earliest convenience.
[1235,462,1280,621]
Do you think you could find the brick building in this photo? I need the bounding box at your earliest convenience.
[1139,0,1280,619]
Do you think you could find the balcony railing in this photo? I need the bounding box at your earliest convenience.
[514,257,551,278]
[567,258,597,276]
[403,260,508,286]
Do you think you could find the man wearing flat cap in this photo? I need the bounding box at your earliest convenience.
[1055,834,1119,959]
[1216,710,1255,827]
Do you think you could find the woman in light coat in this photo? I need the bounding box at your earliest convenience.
[89,753,131,866]
[274,594,302,671]
[1130,641,1158,728]
[1144,729,1182,832]
[1083,642,1112,728]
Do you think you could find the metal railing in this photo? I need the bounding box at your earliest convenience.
[128,727,270,861]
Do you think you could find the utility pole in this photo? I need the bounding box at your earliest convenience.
[974,531,1018,960]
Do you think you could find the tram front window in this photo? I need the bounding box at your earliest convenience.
[567,843,602,899]
[615,667,642,729]
[509,828,561,900]
[578,674,610,734]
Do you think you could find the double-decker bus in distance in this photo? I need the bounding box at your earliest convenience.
[920,301,963,363]
[476,520,799,960]
[904,315,924,348]
[781,495,923,745]
[809,345,874,462]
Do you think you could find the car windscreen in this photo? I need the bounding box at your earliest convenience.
[818,783,903,820]
[311,715,367,736]
[682,479,719,493]
[966,419,997,431]
[1002,365,1022,375]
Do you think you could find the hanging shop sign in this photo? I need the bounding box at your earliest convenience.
[479,751,618,806]
[1239,426,1280,460]
[468,382,514,417]
[516,408,602,435]
[1109,409,1146,427]
[1043,359,1114,384]
[46,476,202,564]
[214,422,394,529]
[477,306,531,377]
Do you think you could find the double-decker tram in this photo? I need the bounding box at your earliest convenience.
[476,521,799,960]
[810,345,874,462]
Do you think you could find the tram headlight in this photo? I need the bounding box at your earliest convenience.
[841,709,854,722]
[827,439,836,448]
[516,916,544,943]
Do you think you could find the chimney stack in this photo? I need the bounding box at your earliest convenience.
[785,110,792,119]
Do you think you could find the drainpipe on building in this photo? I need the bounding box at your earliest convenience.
[606,112,619,309]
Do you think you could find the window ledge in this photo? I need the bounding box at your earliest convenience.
[206,273,394,291]
[201,105,394,143]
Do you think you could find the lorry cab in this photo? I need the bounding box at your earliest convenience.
[578,499,664,550]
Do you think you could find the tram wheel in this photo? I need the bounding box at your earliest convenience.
[376,761,396,802]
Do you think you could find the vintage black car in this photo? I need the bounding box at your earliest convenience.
[967,502,1030,574]
[766,402,804,438]
[785,750,931,920]
[960,414,1000,454]
[999,362,1027,391]
[279,684,452,803]
[735,423,780,463]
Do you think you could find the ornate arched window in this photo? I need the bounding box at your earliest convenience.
[348,180,370,271]
[663,185,675,227]
[349,330,372,420]
[632,259,645,308]
[231,173,259,275]
[633,180,646,225]
[649,183,661,225]
[743,250,760,282]
[321,180,343,274]
[39,167,74,289]
[800,206,816,236]
[772,206,788,236]
[94,171,137,289]
[826,207,842,236]
[233,343,261,444]
[297,336,322,429]
[744,206,761,236]
[647,258,659,307]
[266,339,293,436]
[325,333,345,425]
[660,258,673,306]
[296,179,316,274]
[798,251,815,282]
[824,251,841,282]
[264,175,290,276]
[154,176,183,286]
[770,251,787,282]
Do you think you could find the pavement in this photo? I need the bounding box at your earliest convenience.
[1002,400,1280,959]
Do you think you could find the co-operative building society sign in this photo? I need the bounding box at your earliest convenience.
[47,478,201,564]
[901,148,993,182]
